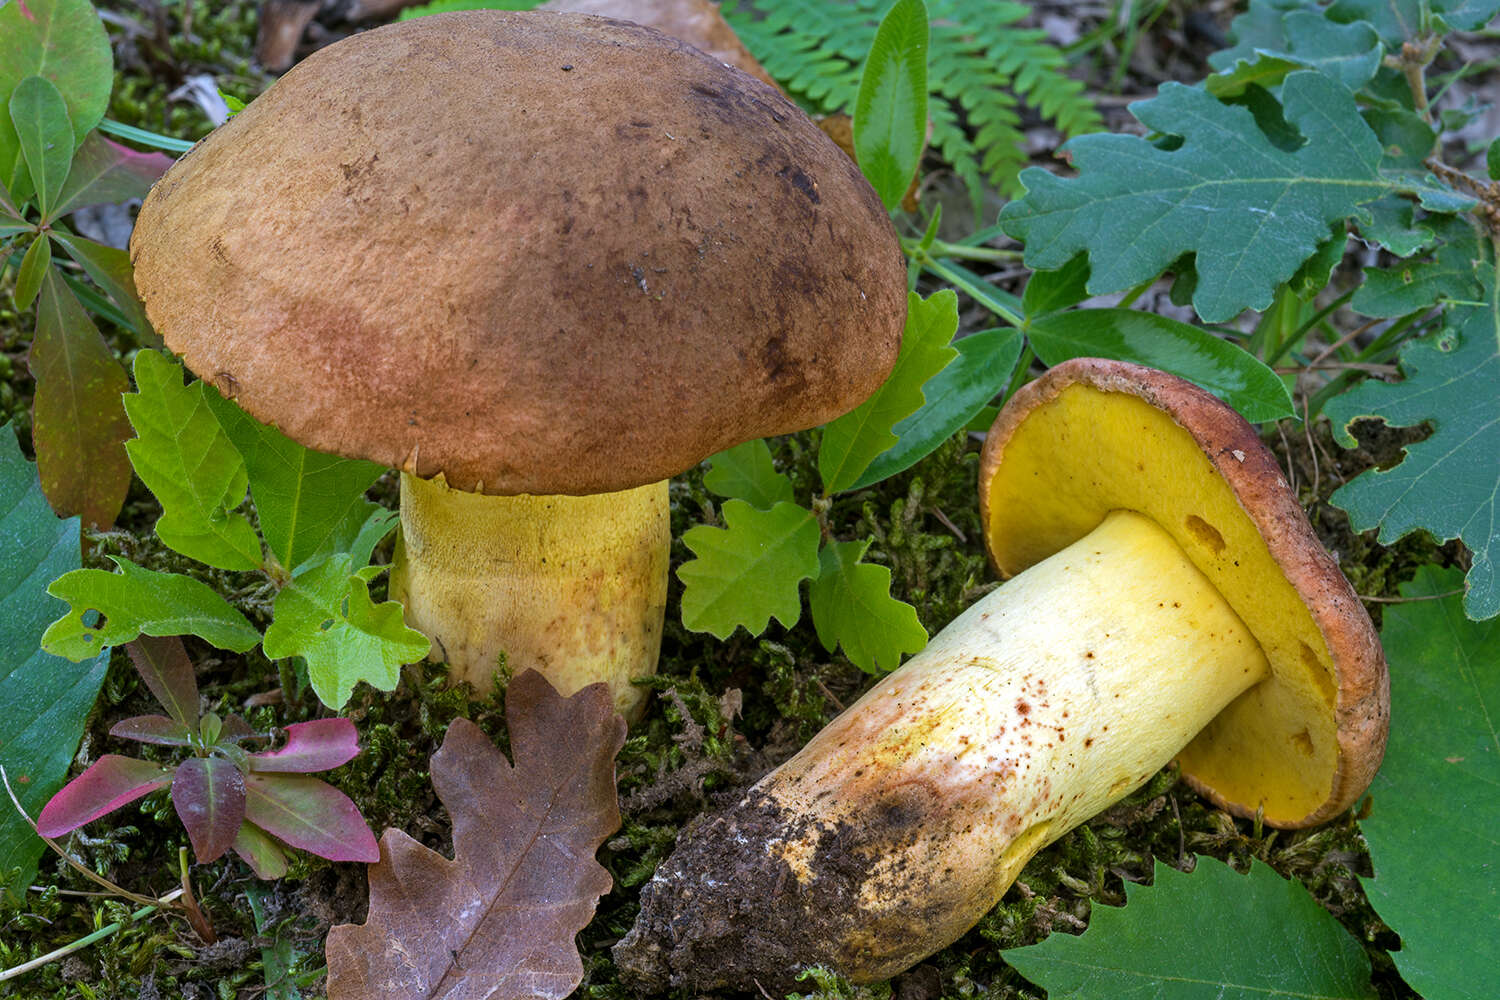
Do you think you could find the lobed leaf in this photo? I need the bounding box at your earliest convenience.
[808,539,926,674]
[821,290,959,494]
[123,351,263,571]
[172,756,246,862]
[678,500,820,639]
[250,718,361,774]
[35,755,172,837]
[1001,71,1388,323]
[43,556,262,659]
[205,389,387,575]
[852,0,928,210]
[262,555,429,709]
[1328,289,1500,619]
[325,672,625,1000]
[30,268,133,528]
[1003,858,1376,999]
[1350,218,1483,318]
[1026,308,1295,422]
[1208,12,1382,95]
[244,772,378,863]
[0,427,109,900]
[1361,566,1499,1000]
[703,439,794,510]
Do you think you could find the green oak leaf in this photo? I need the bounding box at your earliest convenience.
[853,0,928,210]
[1001,72,1388,323]
[1328,0,1500,43]
[203,388,385,575]
[1208,13,1381,95]
[808,539,926,674]
[678,500,820,639]
[1361,566,1497,1000]
[1004,858,1376,999]
[123,351,262,571]
[1351,218,1483,318]
[1026,308,1295,422]
[43,557,261,660]
[703,439,794,510]
[0,426,109,903]
[0,0,112,198]
[821,290,959,494]
[262,555,429,709]
[848,326,1023,492]
[1328,280,1500,619]
[1357,193,1435,257]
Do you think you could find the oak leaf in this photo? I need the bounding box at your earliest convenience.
[325,671,626,1000]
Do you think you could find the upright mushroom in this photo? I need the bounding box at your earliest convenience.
[615,359,1389,992]
[129,11,906,718]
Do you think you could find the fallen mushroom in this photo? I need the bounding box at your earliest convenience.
[129,11,906,719]
[614,358,1389,992]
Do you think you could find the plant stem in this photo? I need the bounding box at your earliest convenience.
[902,237,1021,263]
[0,889,185,983]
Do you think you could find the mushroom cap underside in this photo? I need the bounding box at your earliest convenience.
[129,10,905,496]
[978,358,1388,828]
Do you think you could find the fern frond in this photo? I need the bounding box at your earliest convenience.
[723,0,1102,208]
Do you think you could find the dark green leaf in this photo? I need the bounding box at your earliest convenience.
[48,230,155,340]
[30,267,132,528]
[1002,72,1388,323]
[204,389,386,575]
[703,439,794,510]
[1021,254,1091,319]
[847,326,1023,491]
[808,539,926,674]
[1351,218,1483,318]
[262,556,429,709]
[678,500,820,639]
[1365,108,1437,170]
[821,290,959,494]
[1329,0,1500,42]
[1357,194,1434,257]
[9,75,74,217]
[1004,858,1376,999]
[0,0,111,196]
[1290,225,1349,298]
[1362,566,1498,1000]
[1328,292,1500,619]
[1026,308,1295,422]
[51,132,173,220]
[0,426,108,902]
[1488,137,1500,182]
[14,232,49,309]
[853,0,928,210]
[246,882,304,999]
[42,556,262,659]
[123,351,263,571]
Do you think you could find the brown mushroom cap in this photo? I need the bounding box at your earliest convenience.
[130,11,905,496]
[979,359,1388,827]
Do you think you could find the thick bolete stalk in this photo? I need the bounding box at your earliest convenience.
[615,360,1389,991]
[128,11,906,718]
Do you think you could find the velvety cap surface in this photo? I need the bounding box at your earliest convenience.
[130,11,905,495]
[979,359,1388,828]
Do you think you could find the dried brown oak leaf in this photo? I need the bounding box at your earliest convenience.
[325,670,627,999]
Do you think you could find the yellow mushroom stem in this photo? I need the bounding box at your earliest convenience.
[616,507,1271,991]
[388,472,669,720]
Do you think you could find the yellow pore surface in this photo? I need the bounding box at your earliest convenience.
[983,386,1339,825]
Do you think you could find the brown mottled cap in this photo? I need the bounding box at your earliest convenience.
[979,359,1388,828]
[130,11,905,496]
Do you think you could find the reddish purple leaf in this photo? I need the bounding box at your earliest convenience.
[249,718,359,774]
[233,820,289,879]
[126,636,199,728]
[219,714,255,743]
[172,757,246,862]
[36,755,172,837]
[110,714,194,746]
[244,773,377,863]
[50,133,174,220]
[29,268,133,529]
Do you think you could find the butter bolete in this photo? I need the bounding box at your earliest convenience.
[615,358,1388,991]
[129,11,906,718]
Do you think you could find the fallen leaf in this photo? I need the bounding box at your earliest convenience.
[325,670,626,1000]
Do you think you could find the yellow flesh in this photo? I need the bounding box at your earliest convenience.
[984,386,1339,823]
[389,473,669,720]
[759,510,1269,979]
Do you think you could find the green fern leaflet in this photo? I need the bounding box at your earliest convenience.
[722,0,1101,205]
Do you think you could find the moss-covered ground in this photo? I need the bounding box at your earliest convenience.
[0,2,1475,998]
